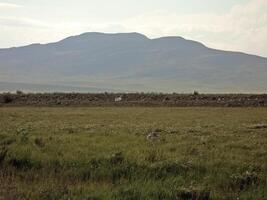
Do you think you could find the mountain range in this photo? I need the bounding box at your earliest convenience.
[0,32,266,93]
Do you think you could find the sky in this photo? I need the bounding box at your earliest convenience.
[0,0,267,57]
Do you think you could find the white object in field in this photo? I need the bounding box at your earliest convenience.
[147,132,160,141]
[115,96,122,102]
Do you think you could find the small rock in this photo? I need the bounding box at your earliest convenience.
[147,131,160,141]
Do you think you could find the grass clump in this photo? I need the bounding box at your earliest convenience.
[0,147,8,165]
[176,187,210,200]
[113,187,141,200]
[230,171,259,191]
[34,138,45,148]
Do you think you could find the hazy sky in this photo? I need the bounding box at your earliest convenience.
[0,0,266,57]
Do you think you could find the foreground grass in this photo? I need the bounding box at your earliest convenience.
[0,107,266,199]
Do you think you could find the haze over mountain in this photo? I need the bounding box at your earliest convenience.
[0,32,266,93]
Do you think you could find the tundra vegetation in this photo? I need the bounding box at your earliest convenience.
[0,107,266,199]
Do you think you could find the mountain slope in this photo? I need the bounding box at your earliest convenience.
[0,32,266,92]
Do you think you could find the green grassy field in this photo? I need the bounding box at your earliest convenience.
[0,107,266,199]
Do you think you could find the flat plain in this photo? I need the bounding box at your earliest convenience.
[0,107,266,199]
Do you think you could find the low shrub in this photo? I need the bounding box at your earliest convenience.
[39,187,69,200]
[0,147,8,165]
[34,138,45,148]
[113,187,141,200]
[8,156,41,170]
[193,91,200,96]
[16,90,23,95]
[230,171,258,191]
[176,187,210,200]
[0,134,16,146]
[2,95,13,104]
[110,152,124,165]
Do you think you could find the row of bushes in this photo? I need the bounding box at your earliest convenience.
[0,92,266,106]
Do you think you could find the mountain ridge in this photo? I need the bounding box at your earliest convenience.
[1,32,266,59]
[0,32,266,93]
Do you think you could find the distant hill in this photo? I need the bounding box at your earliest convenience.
[0,32,266,93]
